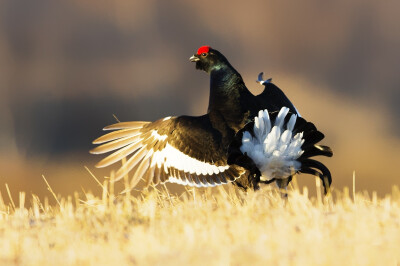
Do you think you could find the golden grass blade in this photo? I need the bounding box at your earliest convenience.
[1,178,400,265]
[353,170,356,202]
[5,183,15,210]
[42,175,62,209]
[84,166,109,197]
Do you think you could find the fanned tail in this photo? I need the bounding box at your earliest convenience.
[228,107,333,194]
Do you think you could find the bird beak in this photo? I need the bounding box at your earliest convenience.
[189,55,200,62]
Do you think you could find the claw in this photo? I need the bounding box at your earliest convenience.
[256,72,272,85]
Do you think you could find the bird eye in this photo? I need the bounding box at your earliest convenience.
[201,53,207,56]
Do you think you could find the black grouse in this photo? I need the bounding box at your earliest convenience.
[91,46,332,193]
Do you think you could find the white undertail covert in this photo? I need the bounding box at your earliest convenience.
[240,107,304,181]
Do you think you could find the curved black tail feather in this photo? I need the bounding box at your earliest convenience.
[227,109,333,194]
[299,158,332,194]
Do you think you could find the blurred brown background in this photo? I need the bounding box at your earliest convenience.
[1,0,399,199]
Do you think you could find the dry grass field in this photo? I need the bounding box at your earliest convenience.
[1,2,400,265]
[0,173,399,266]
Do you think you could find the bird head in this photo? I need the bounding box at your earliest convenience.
[189,46,229,74]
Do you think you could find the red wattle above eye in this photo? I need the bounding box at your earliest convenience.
[197,46,210,55]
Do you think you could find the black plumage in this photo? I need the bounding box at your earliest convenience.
[91,46,333,193]
[227,110,333,193]
[255,73,300,115]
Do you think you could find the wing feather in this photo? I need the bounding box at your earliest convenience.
[90,134,141,154]
[93,128,142,144]
[153,166,161,185]
[95,141,142,168]
[103,121,150,130]
[115,145,150,181]
[205,174,215,186]
[92,115,247,190]
[256,78,300,116]
[160,164,169,183]
[129,155,151,189]
[219,173,228,184]
[186,173,195,186]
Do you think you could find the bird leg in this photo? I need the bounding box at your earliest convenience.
[250,172,261,191]
[275,177,292,198]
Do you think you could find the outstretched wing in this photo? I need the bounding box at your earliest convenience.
[256,72,301,116]
[90,115,247,190]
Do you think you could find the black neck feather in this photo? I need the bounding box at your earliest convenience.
[207,65,247,112]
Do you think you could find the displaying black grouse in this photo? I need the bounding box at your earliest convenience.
[91,46,332,193]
